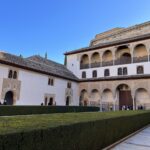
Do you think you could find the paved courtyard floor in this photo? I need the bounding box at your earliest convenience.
[111,126,150,150]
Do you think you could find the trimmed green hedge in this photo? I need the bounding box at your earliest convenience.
[0,111,150,150]
[0,106,99,116]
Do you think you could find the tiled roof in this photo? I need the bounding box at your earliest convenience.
[0,52,78,81]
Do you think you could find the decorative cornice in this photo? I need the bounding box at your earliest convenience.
[79,74,150,82]
[64,33,150,55]
[91,21,150,44]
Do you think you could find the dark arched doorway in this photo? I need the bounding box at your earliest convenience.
[66,96,70,106]
[116,84,133,110]
[80,89,88,106]
[4,91,13,105]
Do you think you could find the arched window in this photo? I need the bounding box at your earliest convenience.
[123,67,128,75]
[104,69,110,77]
[8,70,13,78]
[118,68,122,75]
[48,78,51,85]
[48,78,54,86]
[80,54,89,69]
[137,66,144,74]
[51,79,54,86]
[82,71,86,78]
[48,97,53,106]
[92,70,97,78]
[13,71,17,79]
[67,82,72,88]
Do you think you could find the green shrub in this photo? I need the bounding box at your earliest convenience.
[0,111,150,150]
[0,106,99,116]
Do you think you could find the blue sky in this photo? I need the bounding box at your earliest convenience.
[0,0,150,64]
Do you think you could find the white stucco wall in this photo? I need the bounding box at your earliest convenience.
[78,62,150,79]
[0,64,79,106]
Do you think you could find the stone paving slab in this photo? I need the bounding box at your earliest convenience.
[112,126,150,150]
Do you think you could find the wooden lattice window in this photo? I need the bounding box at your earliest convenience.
[104,69,110,77]
[123,67,128,75]
[82,71,86,78]
[92,70,97,78]
[137,66,144,74]
[118,68,122,75]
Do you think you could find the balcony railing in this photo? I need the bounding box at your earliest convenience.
[102,61,113,67]
[115,58,131,65]
[80,55,149,70]
[133,56,148,63]
[91,62,101,68]
[80,64,89,69]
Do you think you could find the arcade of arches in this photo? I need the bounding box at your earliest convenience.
[80,43,149,69]
[79,79,150,111]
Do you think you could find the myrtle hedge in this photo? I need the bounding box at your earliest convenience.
[0,106,99,116]
[0,111,150,150]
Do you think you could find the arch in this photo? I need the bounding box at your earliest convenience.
[101,89,114,111]
[4,91,14,105]
[82,71,86,78]
[116,84,133,110]
[90,89,100,106]
[91,89,100,101]
[102,50,113,66]
[48,97,53,106]
[92,70,97,78]
[118,68,122,75]
[115,46,131,65]
[91,52,100,68]
[80,54,89,69]
[67,82,72,88]
[104,69,110,77]
[135,88,150,110]
[8,70,13,78]
[13,71,17,79]
[123,67,128,75]
[133,44,148,63]
[80,89,88,106]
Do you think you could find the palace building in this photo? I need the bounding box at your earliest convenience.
[0,52,79,106]
[1,21,150,111]
[65,21,150,111]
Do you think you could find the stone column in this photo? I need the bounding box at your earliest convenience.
[130,44,134,63]
[112,47,116,66]
[113,95,117,111]
[99,96,103,112]
[99,52,102,67]
[131,91,136,110]
[88,53,91,68]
